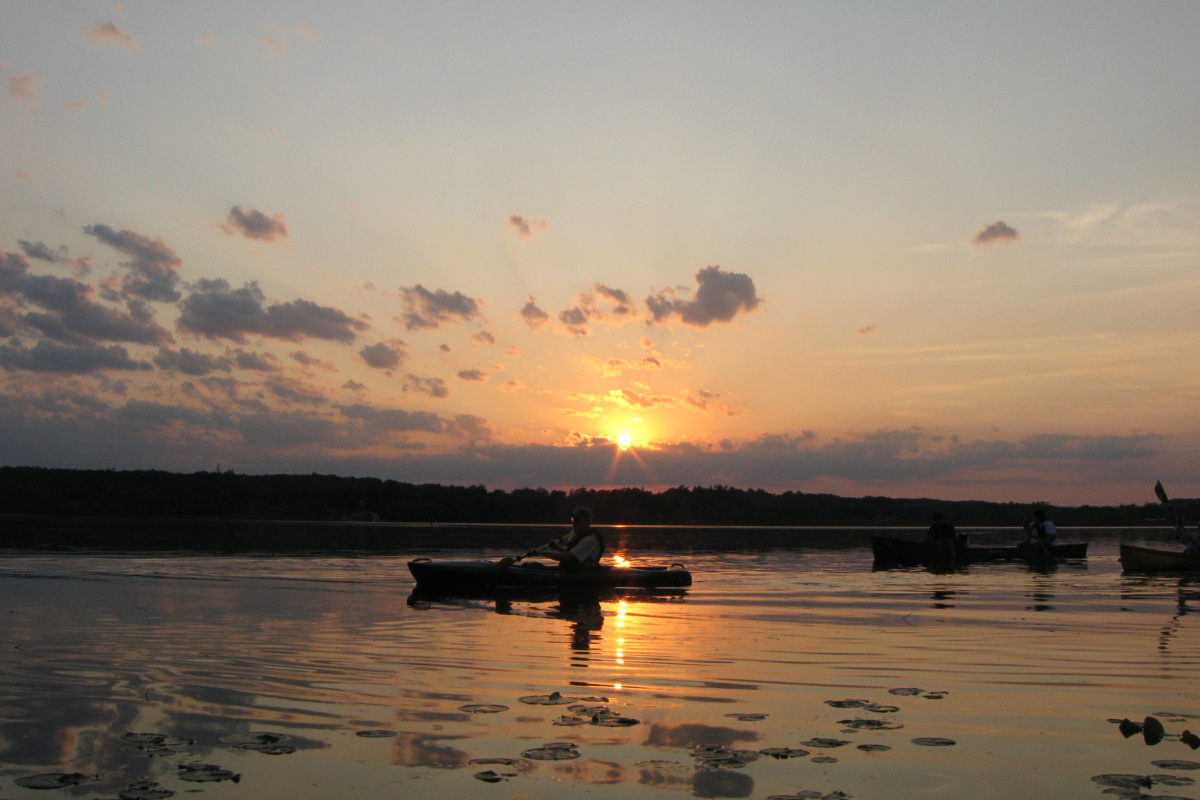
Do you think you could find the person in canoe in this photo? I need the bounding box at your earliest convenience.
[1175,517,1200,557]
[523,506,606,568]
[1023,508,1058,549]
[924,511,957,544]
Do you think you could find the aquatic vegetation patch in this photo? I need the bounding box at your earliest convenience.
[177,763,241,783]
[838,718,903,731]
[766,790,852,799]
[118,779,174,800]
[911,737,956,746]
[473,769,515,782]
[1152,760,1200,771]
[856,744,891,752]
[824,699,870,709]
[800,738,851,748]
[15,772,93,790]
[355,729,398,738]
[220,732,295,754]
[519,691,583,705]
[459,703,508,713]
[1092,772,1197,796]
[725,713,768,721]
[469,757,524,766]
[553,715,589,726]
[689,746,761,769]
[811,756,839,763]
[521,742,581,760]
[759,747,810,759]
[120,732,194,757]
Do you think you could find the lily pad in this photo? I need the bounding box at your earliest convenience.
[1152,760,1200,771]
[759,747,810,759]
[1144,716,1166,745]
[1183,730,1200,749]
[801,738,851,748]
[356,729,398,738]
[459,704,508,713]
[519,691,575,705]
[838,718,903,731]
[591,712,640,727]
[522,744,581,760]
[470,758,523,766]
[118,780,174,800]
[16,773,92,790]
[863,703,900,713]
[825,699,869,709]
[912,737,956,747]
[889,688,922,696]
[857,744,891,752]
[1118,718,1143,738]
[553,715,589,726]
[922,691,947,699]
[473,770,513,782]
[811,756,839,764]
[221,732,294,754]
[178,763,240,783]
[725,713,767,721]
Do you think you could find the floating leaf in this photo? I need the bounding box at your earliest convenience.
[863,704,900,714]
[178,763,240,783]
[553,715,588,726]
[119,779,174,800]
[521,745,581,760]
[912,737,956,747]
[1153,760,1200,771]
[759,747,810,759]
[767,792,824,800]
[857,744,891,752]
[569,704,609,715]
[519,692,575,705]
[16,773,92,790]
[889,688,921,696]
[725,713,767,721]
[801,738,850,748]
[591,711,640,727]
[811,755,839,764]
[356,729,397,738]
[220,732,294,754]
[470,758,523,766]
[1118,719,1143,738]
[473,770,513,782]
[459,704,508,713]
[838,718,903,731]
[1183,730,1200,750]
[1145,716,1166,745]
[825,699,869,709]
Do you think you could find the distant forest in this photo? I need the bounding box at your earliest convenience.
[0,466,1191,528]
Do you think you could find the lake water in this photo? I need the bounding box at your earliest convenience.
[1,531,1198,800]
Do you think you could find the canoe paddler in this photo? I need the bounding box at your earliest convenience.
[525,506,605,569]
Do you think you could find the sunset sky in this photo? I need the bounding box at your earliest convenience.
[3,2,1199,506]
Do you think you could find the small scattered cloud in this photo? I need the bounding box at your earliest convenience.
[255,36,286,57]
[296,22,321,40]
[645,266,762,328]
[519,297,550,330]
[0,340,152,374]
[85,22,139,52]
[557,283,639,336]
[234,349,283,372]
[153,347,232,376]
[291,350,336,371]
[471,329,496,345]
[177,279,368,343]
[857,324,878,335]
[499,379,525,393]
[398,285,483,331]
[360,341,405,370]
[8,73,42,107]
[974,220,1020,246]
[19,240,68,263]
[457,369,488,382]
[221,206,288,242]
[508,214,547,241]
[405,374,449,398]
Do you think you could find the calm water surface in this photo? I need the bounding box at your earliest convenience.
[1,536,1198,800]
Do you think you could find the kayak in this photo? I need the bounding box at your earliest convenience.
[407,558,692,590]
[1120,543,1200,573]
[871,536,1088,566]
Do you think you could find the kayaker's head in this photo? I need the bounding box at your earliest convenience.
[571,506,593,532]
[1033,508,1047,522]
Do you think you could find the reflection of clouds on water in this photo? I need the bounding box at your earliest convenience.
[389,732,470,768]
[643,722,761,749]
[692,767,754,798]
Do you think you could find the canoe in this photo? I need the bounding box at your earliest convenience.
[871,536,1088,566]
[1120,543,1200,573]
[407,558,692,590]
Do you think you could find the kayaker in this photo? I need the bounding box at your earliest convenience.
[1024,508,1057,548]
[1176,519,1200,557]
[526,506,605,568]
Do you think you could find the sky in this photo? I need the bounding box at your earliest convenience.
[2,2,1199,506]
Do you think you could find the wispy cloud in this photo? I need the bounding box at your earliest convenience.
[85,22,139,52]
[508,214,547,241]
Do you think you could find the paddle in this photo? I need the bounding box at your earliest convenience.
[1155,480,1190,545]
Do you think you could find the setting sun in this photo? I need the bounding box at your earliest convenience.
[616,432,632,451]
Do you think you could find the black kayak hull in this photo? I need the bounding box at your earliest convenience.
[407,558,692,590]
[872,536,1088,566]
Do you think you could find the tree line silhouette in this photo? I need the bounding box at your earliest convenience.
[0,466,1187,528]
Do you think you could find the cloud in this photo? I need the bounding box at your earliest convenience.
[19,240,68,263]
[508,214,547,241]
[221,206,289,241]
[0,250,170,345]
[153,347,233,376]
[404,374,449,398]
[973,220,1020,246]
[0,340,152,374]
[85,22,139,52]
[645,266,762,327]
[360,341,405,370]
[398,285,482,331]
[83,224,183,302]
[234,350,283,372]
[519,297,550,330]
[499,380,525,393]
[857,324,878,335]
[177,279,368,343]
[580,354,671,377]
[256,36,286,57]
[471,330,496,345]
[457,369,488,382]
[291,350,335,370]
[8,73,42,106]
[337,403,443,433]
[603,387,677,409]
[556,283,640,336]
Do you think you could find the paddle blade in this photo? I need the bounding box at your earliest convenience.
[1155,480,1169,504]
